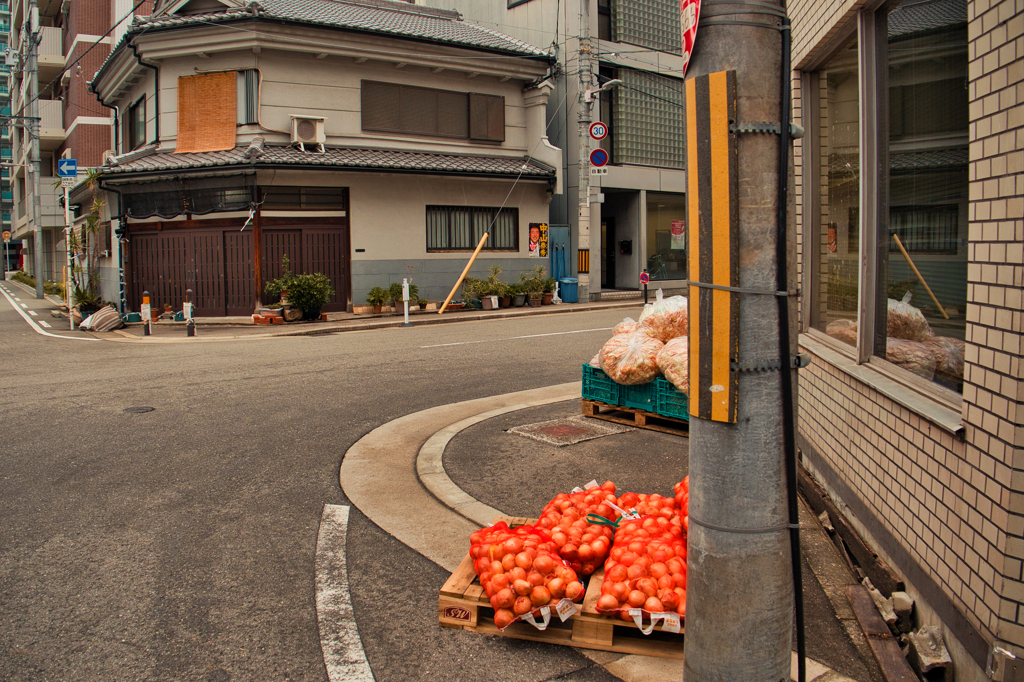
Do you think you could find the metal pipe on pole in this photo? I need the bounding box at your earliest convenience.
[27,0,43,300]
[682,2,798,681]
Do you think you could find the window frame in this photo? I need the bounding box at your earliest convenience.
[127,96,146,152]
[800,3,966,409]
[425,205,519,252]
[361,81,504,143]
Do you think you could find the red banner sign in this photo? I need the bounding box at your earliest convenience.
[681,0,701,77]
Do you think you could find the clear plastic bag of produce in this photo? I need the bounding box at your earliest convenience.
[612,317,638,336]
[588,353,601,368]
[926,336,965,383]
[656,337,690,395]
[593,516,687,633]
[536,480,619,575]
[825,319,858,345]
[600,332,664,385]
[637,290,689,343]
[886,337,936,380]
[469,522,585,631]
[887,293,934,341]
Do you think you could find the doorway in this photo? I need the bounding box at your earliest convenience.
[601,217,616,289]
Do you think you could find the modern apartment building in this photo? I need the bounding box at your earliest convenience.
[417,0,691,301]
[7,0,147,286]
[1,0,15,270]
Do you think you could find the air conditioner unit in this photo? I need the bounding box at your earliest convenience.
[290,115,325,151]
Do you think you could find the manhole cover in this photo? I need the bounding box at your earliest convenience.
[123,406,155,414]
[508,415,632,446]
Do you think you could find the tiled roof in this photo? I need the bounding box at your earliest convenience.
[889,0,966,39]
[101,141,556,180]
[134,0,548,57]
[890,147,968,170]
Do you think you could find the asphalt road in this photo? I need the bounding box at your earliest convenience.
[0,286,636,681]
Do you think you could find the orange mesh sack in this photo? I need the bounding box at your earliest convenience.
[468,522,586,631]
[926,336,965,383]
[656,337,689,395]
[536,480,619,575]
[600,332,664,385]
[637,290,689,343]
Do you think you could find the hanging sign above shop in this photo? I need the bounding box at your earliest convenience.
[681,0,701,77]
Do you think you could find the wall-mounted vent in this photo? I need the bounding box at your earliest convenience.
[290,115,325,152]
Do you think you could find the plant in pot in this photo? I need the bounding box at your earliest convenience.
[417,298,429,311]
[497,282,513,308]
[388,282,404,312]
[462,278,483,309]
[287,272,334,320]
[542,277,557,305]
[510,282,527,307]
[367,286,389,314]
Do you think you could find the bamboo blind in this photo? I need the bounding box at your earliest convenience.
[176,72,237,153]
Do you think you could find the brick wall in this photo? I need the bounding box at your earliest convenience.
[60,0,112,164]
[789,0,861,68]
[965,0,1024,652]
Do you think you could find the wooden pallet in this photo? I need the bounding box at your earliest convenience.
[581,399,690,437]
[439,517,685,659]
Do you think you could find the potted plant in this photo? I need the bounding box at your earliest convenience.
[367,286,389,314]
[463,278,483,309]
[497,282,512,308]
[264,255,296,304]
[388,282,404,312]
[542,277,557,305]
[287,272,334,319]
[510,282,527,307]
[417,298,429,311]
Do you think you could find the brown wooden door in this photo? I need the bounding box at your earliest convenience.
[129,218,348,316]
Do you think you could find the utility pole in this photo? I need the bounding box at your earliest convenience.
[26,0,43,300]
[682,2,798,681]
[575,0,593,303]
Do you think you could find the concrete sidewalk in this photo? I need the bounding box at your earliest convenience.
[340,383,879,682]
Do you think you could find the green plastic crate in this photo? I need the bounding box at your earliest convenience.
[619,381,656,412]
[655,378,690,421]
[581,364,620,405]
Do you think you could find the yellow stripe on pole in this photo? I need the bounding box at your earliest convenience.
[709,71,731,422]
[439,232,489,315]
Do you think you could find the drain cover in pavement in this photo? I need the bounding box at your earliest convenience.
[508,415,633,446]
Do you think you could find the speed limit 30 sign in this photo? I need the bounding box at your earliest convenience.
[589,122,608,140]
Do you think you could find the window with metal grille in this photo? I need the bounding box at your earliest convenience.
[259,186,349,210]
[426,205,518,251]
[888,205,959,254]
[237,70,259,125]
[362,81,503,142]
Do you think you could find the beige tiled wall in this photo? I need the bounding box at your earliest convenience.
[965,0,1024,650]
[790,0,1024,672]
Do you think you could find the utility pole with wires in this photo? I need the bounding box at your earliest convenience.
[26,0,44,300]
[681,1,803,681]
[576,0,594,303]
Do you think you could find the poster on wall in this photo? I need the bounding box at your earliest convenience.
[671,220,686,249]
[529,223,548,258]
[681,0,701,77]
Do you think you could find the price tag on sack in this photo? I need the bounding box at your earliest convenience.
[555,598,579,622]
[660,612,682,633]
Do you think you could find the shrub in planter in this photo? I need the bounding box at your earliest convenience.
[287,273,334,316]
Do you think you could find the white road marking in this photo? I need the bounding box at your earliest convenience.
[39,320,51,328]
[20,302,27,308]
[28,310,37,316]
[315,504,374,682]
[0,287,98,341]
[14,297,21,301]
[420,326,614,349]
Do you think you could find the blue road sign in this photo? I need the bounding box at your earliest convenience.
[58,158,77,177]
[589,148,609,167]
